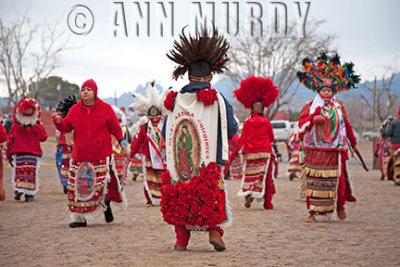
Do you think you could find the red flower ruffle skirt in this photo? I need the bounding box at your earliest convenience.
[160,162,230,230]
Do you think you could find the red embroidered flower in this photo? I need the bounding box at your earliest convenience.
[199,167,211,178]
[196,88,218,107]
[196,216,205,227]
[164,91,178,111]
[161,170,172,184]
[208,162,217,171]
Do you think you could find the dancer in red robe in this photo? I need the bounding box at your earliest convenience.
[297,53,361,221]
[227,76,279,209]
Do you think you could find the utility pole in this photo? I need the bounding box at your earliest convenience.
[372,76,377,129]
[57,82,62,102]
[114,90,117,106]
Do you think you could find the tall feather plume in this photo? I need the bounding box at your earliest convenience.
[166,26,230,80]
[129,81,168,115]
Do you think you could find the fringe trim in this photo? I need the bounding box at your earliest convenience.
[306,189,337,198]
[15,110,39,126]
[244,152,270,161]
[309,204,335,213]
[12,155,41,195]
[185,225,209,232]
[131,117,148,136]
[237,190,264,199]
[393,151,400,183]
[297,121,310,134]
[315,214,336,222]
[68,206,104,223]
[217,93,229,161]
[109,155,128,210]
[142,155,161,206]
[299,168,306,199]
[100,157,110,212]
[303,166,339,178]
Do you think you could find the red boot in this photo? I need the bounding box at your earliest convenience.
[337,207,347,220]
[209,230,226,251]
[174,225,190,251]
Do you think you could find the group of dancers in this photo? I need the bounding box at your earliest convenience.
[1,26,400,252]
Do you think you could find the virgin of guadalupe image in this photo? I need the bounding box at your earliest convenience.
[177,125,194,181]
[316,102,339,145]
[78,164,94,199]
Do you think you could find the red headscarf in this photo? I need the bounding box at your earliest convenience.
[81,79,98,98]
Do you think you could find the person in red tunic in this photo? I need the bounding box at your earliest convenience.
[129,82,167,207]
[0,117,8,201]
[111,105,130,187]
[297,53,361,222]
[8,97,48,202]
[374,117,393,180]
[226,76,279,209]
[51,79,129,228]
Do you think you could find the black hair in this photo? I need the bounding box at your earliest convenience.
[189,60,211,77]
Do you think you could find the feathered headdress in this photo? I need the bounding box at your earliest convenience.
[297,53,360,93]
[129,81,168,116]
[14,96,41,126]
[56,95,77,118]
[112,105,127,127]
[234,76,279,109]
[167,26,229,80]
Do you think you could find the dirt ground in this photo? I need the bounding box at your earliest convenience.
[0,139,399,267]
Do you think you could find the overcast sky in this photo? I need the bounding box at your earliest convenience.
[0,0,399,99]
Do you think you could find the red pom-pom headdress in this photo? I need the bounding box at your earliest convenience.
[234,76,279,109]
[14,96,41,126]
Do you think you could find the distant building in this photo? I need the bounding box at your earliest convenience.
[272,111,289,120]
[41,110,56,137]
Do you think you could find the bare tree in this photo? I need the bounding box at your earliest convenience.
[231,100,248,123]
[226,20,336,119]
[340,95,370,136]
[0,13,67,110]
[359,73,399,126]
